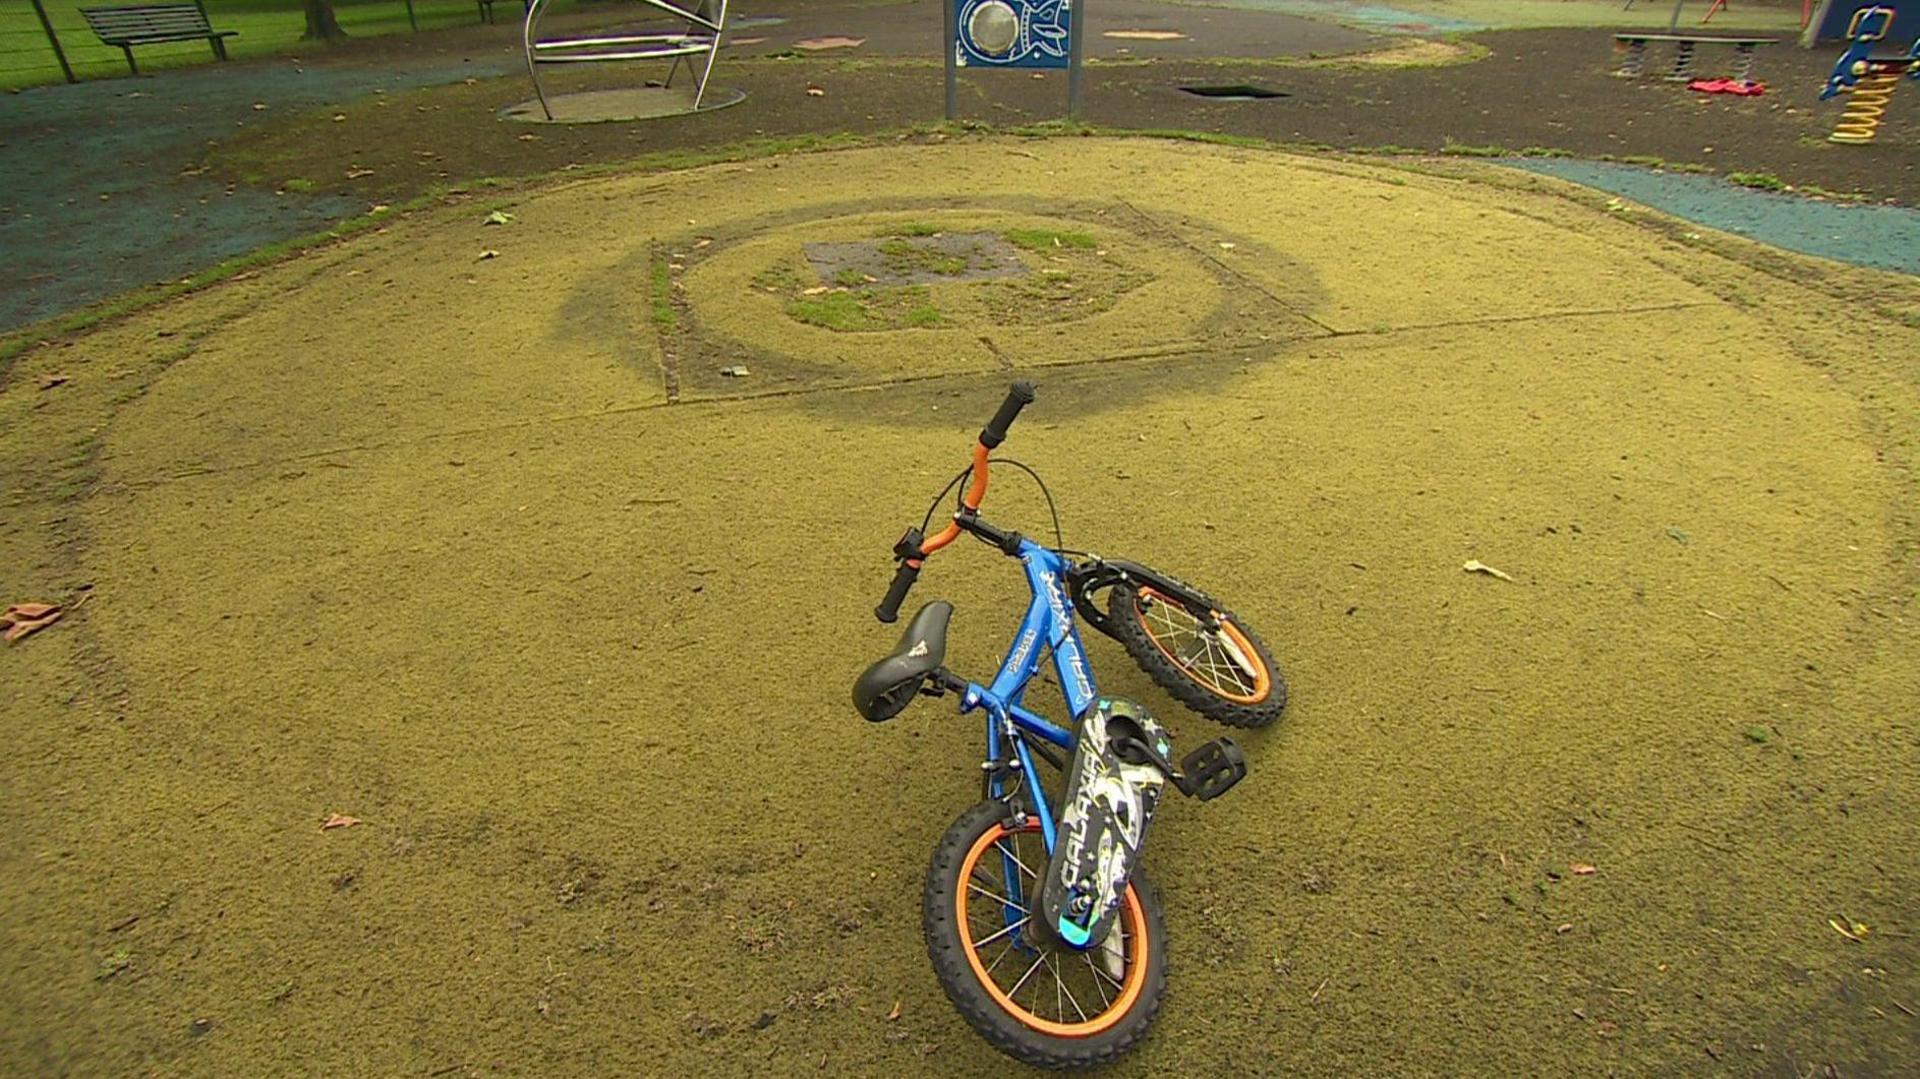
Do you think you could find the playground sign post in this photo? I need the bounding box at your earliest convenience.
[944,0,1085,121]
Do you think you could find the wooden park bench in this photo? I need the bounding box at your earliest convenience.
[1611,32,1777,82]
[80,3,236,75]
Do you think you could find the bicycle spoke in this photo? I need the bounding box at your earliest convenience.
[984,937,1019,975]
[973,915,1031,949]
[1141,588,1259,698]
[968,881,1029,915]
[1008,952,1047,999]
[1047,954,1088,1022]
[1082,952,1114,1008]
[993,839,1039,880]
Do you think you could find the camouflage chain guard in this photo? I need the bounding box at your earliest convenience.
[1039,697,1170,948]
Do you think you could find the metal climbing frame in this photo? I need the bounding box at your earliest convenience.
[522,0,730,121]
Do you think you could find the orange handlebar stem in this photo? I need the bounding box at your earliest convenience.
[916,442,991,558]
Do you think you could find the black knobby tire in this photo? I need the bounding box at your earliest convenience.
[1107,581,1287,729]
[921,801,1168,1069]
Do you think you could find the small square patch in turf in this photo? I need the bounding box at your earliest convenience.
[803,233,1028,287]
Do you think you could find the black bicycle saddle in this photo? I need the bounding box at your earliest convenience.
[853,601,952,722]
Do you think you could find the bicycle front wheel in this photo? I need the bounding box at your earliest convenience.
[1107,582,1287,728]
[921,801,1167,1069]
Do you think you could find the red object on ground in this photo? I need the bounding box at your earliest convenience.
[1688,78,1766,95]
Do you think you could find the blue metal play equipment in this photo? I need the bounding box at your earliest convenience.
[1816,5,1920,142]
[943,0,1085,120]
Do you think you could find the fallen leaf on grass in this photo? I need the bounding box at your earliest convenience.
[1556,923,1574,935]
[39,374,69,390]
[2,602,63,644]
[800,286,829,295]
[477,250,499,261]
[321,814,362,831]
[1829,918,1869,942]
[886,1000,902,1021]
[1462,560,1513,582]
[1217,241,1237,250]
[1571,863,1597,876]
[484,210,515,226]
[331,113,347,122]
[345,167,374,180]
[805,86,826,97]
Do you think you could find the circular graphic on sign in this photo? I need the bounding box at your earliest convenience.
[968,0,1020,57]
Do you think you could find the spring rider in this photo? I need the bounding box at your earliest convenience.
[1820,5,1920,142]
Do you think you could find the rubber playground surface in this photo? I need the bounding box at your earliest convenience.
[0,44,521,331]
[1505,156,1920,274]
[4,132,1919,1074]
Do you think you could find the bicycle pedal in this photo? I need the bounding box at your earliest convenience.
[1175,738,1246,801]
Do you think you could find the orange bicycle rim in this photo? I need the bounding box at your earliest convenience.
[1134,586,1271,704]
[955,821,1149,1038]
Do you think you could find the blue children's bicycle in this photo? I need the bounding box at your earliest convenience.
[854,382,1286,1068]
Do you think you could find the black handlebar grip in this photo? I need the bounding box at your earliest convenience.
[875,561,921,623]
[979,381,1036,450]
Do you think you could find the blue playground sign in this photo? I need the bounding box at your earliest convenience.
[955,0,1073,68]
[944,0,1084,119]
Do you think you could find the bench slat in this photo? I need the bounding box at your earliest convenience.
[81,4,217,41]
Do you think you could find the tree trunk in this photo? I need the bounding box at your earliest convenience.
[302,0,348,42]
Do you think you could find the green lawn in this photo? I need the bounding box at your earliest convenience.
[1,0,529,90]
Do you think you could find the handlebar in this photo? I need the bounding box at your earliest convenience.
[980,381,1035,449]
[874,560,921,623]
[873,381,1036,622]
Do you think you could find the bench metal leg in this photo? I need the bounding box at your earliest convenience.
[121,43,138,75]
[210,35,228,61]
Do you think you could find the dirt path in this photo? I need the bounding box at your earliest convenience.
[3,134,1916,1075]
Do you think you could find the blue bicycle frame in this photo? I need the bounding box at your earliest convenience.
[953,538,1096,877]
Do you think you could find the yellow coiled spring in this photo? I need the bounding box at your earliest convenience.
[1830,72,1900,143]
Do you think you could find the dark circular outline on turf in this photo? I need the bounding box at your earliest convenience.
[497,86,749,125]
[554,193,1335,413]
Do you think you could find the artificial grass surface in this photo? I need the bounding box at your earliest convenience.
[3,134,1917,1074]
